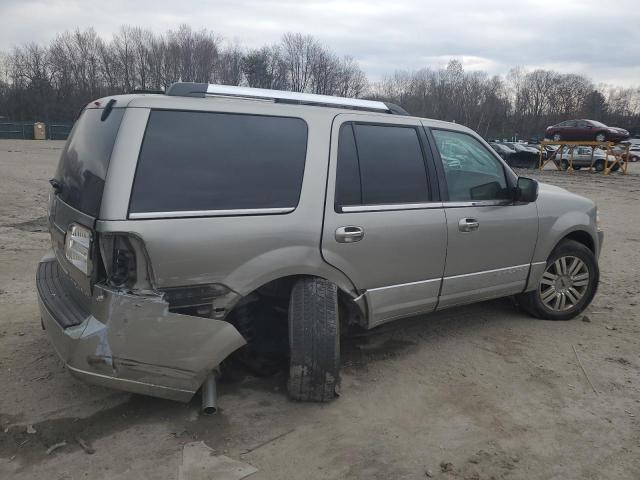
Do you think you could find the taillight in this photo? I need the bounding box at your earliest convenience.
[99,234,153,290]
[64,223,93,275]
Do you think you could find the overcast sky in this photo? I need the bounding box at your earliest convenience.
[1,0,639,86]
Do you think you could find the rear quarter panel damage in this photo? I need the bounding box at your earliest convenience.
[64,285,246,400]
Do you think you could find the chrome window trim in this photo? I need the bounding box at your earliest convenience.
[341,202,443,213]
[368,277,441,292]
[129,207,295,220]
[443,200,512,208]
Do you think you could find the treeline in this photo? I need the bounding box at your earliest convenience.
[0,25,639,139]
[0,26,367,123]
[374,63,640,138]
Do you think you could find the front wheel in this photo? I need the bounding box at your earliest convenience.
[288,277,340,402]
[518,239,599,320]
[595,132,607,142]
[553,133,562,141]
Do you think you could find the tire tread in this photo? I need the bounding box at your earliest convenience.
[288,277,339,402]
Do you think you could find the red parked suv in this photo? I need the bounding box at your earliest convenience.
[545,119,629,143]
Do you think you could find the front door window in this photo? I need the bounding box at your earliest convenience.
[431,129,509,202]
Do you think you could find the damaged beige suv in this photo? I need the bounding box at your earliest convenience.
[38,83,603,410]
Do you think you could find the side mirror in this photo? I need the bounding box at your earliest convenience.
[514,177,538,203]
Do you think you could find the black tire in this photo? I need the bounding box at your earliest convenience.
[552,133,562,141]
[518,239,599,321]
[561,159,569,170]
[631,155,639,163]
[288,277,340,402]
[594,159,605,172]
[573,165,581,170]
[595,131,607,142]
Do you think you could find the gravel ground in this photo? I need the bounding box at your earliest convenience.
[1,139,639,479]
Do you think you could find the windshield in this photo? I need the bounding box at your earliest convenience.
[54,108,124,217]
[589,120,607,128]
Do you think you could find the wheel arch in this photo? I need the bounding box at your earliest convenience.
[526,227,597,292]
[224,271,367,327]
[562,230,595,253]
[595,130,608,141]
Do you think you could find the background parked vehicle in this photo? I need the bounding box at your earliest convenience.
[558,146,620,172]
[498,141,539,168]
[545,119,630,143]
[620,143,640,162]
[489,142,516,160]
[502,141,539,154]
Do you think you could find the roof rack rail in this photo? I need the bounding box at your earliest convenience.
[165,82,409,115]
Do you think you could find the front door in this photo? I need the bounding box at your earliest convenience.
[427,127,539,309]
[322,114,447,328]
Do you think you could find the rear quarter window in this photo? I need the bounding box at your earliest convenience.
[129,110,308,215]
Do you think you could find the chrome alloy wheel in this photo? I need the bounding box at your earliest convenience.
[539,256,589,311]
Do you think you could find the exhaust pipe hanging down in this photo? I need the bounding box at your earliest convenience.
[202,371,219,415]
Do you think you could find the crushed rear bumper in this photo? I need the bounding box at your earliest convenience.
[36,252,246,402]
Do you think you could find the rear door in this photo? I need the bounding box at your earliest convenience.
[321,114,447,328]
[426,127,538,309]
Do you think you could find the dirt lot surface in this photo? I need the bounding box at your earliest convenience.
[1,139,639,479]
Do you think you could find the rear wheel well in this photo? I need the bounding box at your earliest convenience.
[561,231,594,254]
[223,275,362,375]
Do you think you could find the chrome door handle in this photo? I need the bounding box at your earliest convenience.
[458,218,479,232]
[335,226,364,243]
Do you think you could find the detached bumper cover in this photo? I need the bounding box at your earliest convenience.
[36,253,246,402]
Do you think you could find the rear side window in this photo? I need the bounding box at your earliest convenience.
[129,111,308,214]
[55,108,124,217]
[335,122,429,209]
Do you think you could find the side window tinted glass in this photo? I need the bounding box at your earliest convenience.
[130,111,308,213]
[432,130,509,201]
[353,124,429,204]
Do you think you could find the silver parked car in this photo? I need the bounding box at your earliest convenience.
[38,83,603,408]
[558,146,620,172]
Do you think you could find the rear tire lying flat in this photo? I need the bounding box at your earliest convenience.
[518,240,599,321]
[288,277,340,402]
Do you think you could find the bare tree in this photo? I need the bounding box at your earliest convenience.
[1,25,639,139]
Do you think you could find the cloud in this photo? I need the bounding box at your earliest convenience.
[0,0,639,85]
